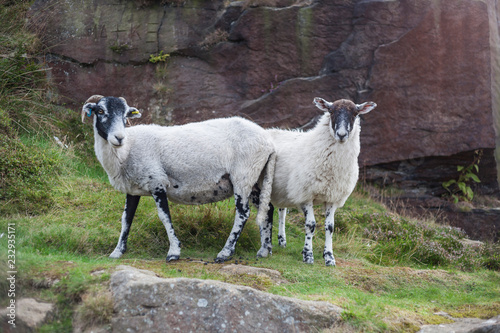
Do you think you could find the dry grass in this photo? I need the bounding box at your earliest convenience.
[73,288,114,332]
[199,29,229,50]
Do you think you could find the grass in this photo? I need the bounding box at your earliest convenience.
[0,106,499,333]
[0,0,94,217]
[0,2,499,332]
[1,148,499,332]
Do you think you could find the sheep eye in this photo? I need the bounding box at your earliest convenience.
[97,109,104,115]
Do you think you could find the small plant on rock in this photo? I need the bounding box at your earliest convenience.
[261,74,282,94]
[149,50,170,63]
[442,150,482,203]
[109,41,130,55]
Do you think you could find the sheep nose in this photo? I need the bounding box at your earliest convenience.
[114,134,125,146]
[337,133,347,142]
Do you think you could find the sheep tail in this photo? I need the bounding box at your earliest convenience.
[256,152,276,226]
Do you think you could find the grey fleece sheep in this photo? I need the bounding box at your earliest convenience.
[82,95,276,262]
[257,97,376,266]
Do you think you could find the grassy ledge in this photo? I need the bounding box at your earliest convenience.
[1,153,499,332]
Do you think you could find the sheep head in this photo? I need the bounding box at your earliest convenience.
[82,96,142,147]
[313,97,376,143]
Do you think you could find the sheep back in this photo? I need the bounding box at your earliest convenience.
[99,117,274,204]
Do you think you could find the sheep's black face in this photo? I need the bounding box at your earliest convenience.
[94,98,127,146]
[313,97,377,143]
[328,101,358,143]
[83,96,141,148]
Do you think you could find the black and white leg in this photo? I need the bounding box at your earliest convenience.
[301,203,316,264]
[251,186,274,258]
[152,187,181,262]
[216,193,250,262]
[110,194,141,258]
[277,208,287,247]
[323,204,337,266]
[256,203,274,258]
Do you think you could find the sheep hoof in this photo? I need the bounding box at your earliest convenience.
[256,247,271,258]
[214,256,231,263]
[109,250,123,259]
[323,252,336,266]
[215,248,234,263]
[325,259,336,267]
[166,255,180,262]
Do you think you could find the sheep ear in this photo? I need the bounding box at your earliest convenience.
[126,107,141,119]
[82,103,96,123]
[356,102,377,115]
[313,97,332,113]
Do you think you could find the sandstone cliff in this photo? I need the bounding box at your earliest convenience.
[27,0,500,187]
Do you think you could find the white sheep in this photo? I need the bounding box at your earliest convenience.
[257,97,376,266]
[81,95,276,263]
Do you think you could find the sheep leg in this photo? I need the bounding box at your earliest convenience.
[301,203,316,264]
[110,194,141,258]
[323,204,337,266]
[278,208,287,247]
[256,203,274,258]
[250,186,274,258]
[152,188,181,262]
[215,193,250,262]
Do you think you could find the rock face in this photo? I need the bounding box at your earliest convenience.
[361,0,493,165]
[418,315,500,333]
[0,298,54,333]
[110,265,342,332]
[27,0,500,184]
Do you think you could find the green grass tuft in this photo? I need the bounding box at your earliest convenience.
[359,212,485,270]
[0,129,61,216]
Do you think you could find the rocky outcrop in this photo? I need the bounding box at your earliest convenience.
[110,265,343,332]
[418,314,500,333]
[0,298,54,333]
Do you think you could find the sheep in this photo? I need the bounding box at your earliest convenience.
[256,97,376,266]
[81,95,276,263]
